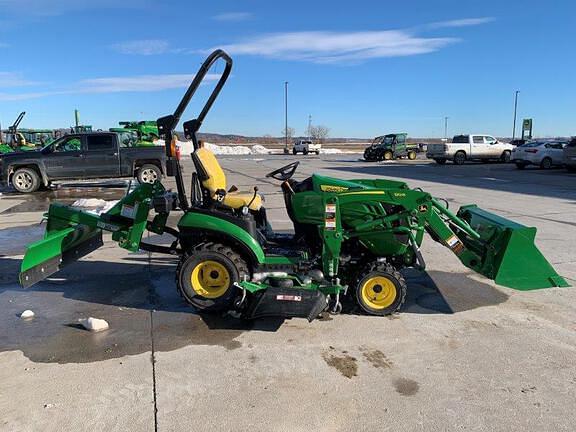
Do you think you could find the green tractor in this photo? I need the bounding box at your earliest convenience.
[364,133,417,162]
[19,51,569,321]
[0,112,42,154]
[115,120,159,146]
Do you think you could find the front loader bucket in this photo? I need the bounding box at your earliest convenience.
[457,205,569,290]
[19,204,104,288]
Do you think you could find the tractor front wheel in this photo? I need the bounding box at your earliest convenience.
[354,263,407,316]
[408,151,417,160]
[176,243,249,312]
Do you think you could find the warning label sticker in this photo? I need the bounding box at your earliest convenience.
[276,295,302,302]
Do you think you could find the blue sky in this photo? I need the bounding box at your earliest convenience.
[0,0,574,138]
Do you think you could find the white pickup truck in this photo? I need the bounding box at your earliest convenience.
[293,140,321,155]
[426,134,514,165]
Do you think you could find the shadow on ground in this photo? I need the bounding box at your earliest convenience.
[0,256,508,364]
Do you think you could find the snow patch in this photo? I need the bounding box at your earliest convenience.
[20,310,35,319]
[177,140,271,156]
[78,317,109,332]
[72,199,118,215]
[319,148,343,154]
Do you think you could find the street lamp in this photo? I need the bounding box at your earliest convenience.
[284,81,289,154]
[444,116,449,140]
[512,90,520,141]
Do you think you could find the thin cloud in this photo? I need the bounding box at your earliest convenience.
[0,72,41,87]
[212,30,457,64]
[212,12,253,22]
[0,42,9,48]
[77,73,220,93]
[0,73,220,101]
[427,17,495,29]
[112,39,171,55]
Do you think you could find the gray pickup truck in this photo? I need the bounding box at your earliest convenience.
[0,132,166,193]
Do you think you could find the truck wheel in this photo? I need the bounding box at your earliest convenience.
[384,151,393,161]
[303,148,308,155]
[540,157,552,170]
[12,168,40,193]
[408,151,417,160]
[500,151,511,163]
[292,148,297,155]
[137,164,161,184]
[434,159,447,165]
[176,243,249,312]
[453,151,466,165]
[354,262,406,316]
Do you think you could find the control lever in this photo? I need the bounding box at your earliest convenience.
[247,186,259,209]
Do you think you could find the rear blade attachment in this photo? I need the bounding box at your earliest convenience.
[456,205,569,290]
[19,182,167,288]
[19,218,102,288]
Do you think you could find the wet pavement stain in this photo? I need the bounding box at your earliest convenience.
[0,260,249,364]
[362,349,393,369]
[1,184,128,215]
[322,349,358,379]
[393,378,419,396]
[0,224,45,256]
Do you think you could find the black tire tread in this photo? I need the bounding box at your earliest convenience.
[354,261,407,316]
[176,242,249,312]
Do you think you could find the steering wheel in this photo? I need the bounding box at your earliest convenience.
[266,161,300,181]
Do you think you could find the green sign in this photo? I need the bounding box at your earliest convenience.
[522,118,533,140]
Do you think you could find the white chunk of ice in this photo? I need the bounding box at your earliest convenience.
[78,317,109,332]
[20,310,35,319]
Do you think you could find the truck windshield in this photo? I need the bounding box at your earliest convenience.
[383,136,394,145]
[452,135,469,143]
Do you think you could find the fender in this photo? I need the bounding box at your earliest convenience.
[177,212,265,264]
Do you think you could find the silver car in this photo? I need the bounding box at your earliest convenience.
[563,137,576,172]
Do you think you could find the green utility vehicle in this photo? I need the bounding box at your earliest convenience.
[19,51,568,321]
[364,133,417,161]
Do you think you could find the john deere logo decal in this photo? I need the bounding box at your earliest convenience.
[320,185,349,193]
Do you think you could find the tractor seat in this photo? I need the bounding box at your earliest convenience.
[192,147,262,211]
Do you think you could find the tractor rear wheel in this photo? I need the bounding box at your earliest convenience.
[383,151,393,161]
[176,243,249,312]
[354,262,406,316]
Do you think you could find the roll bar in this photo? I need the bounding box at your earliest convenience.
[156,49,233,210]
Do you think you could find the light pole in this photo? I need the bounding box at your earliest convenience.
[444,116,449,140]
[284,81,289,154]
[512,90,520,141]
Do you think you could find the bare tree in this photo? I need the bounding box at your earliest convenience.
[310,125,330,143]
[282,127,296,141]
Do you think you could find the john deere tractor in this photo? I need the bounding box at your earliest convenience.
[364,133,417,161]
[19,50,568,321]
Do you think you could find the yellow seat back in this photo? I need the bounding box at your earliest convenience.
[195,147,226,193]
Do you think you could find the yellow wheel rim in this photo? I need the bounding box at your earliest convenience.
[409,152,416,160]
[361,276,397,310]
[190,260,231,299]
[384,152,393,160]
